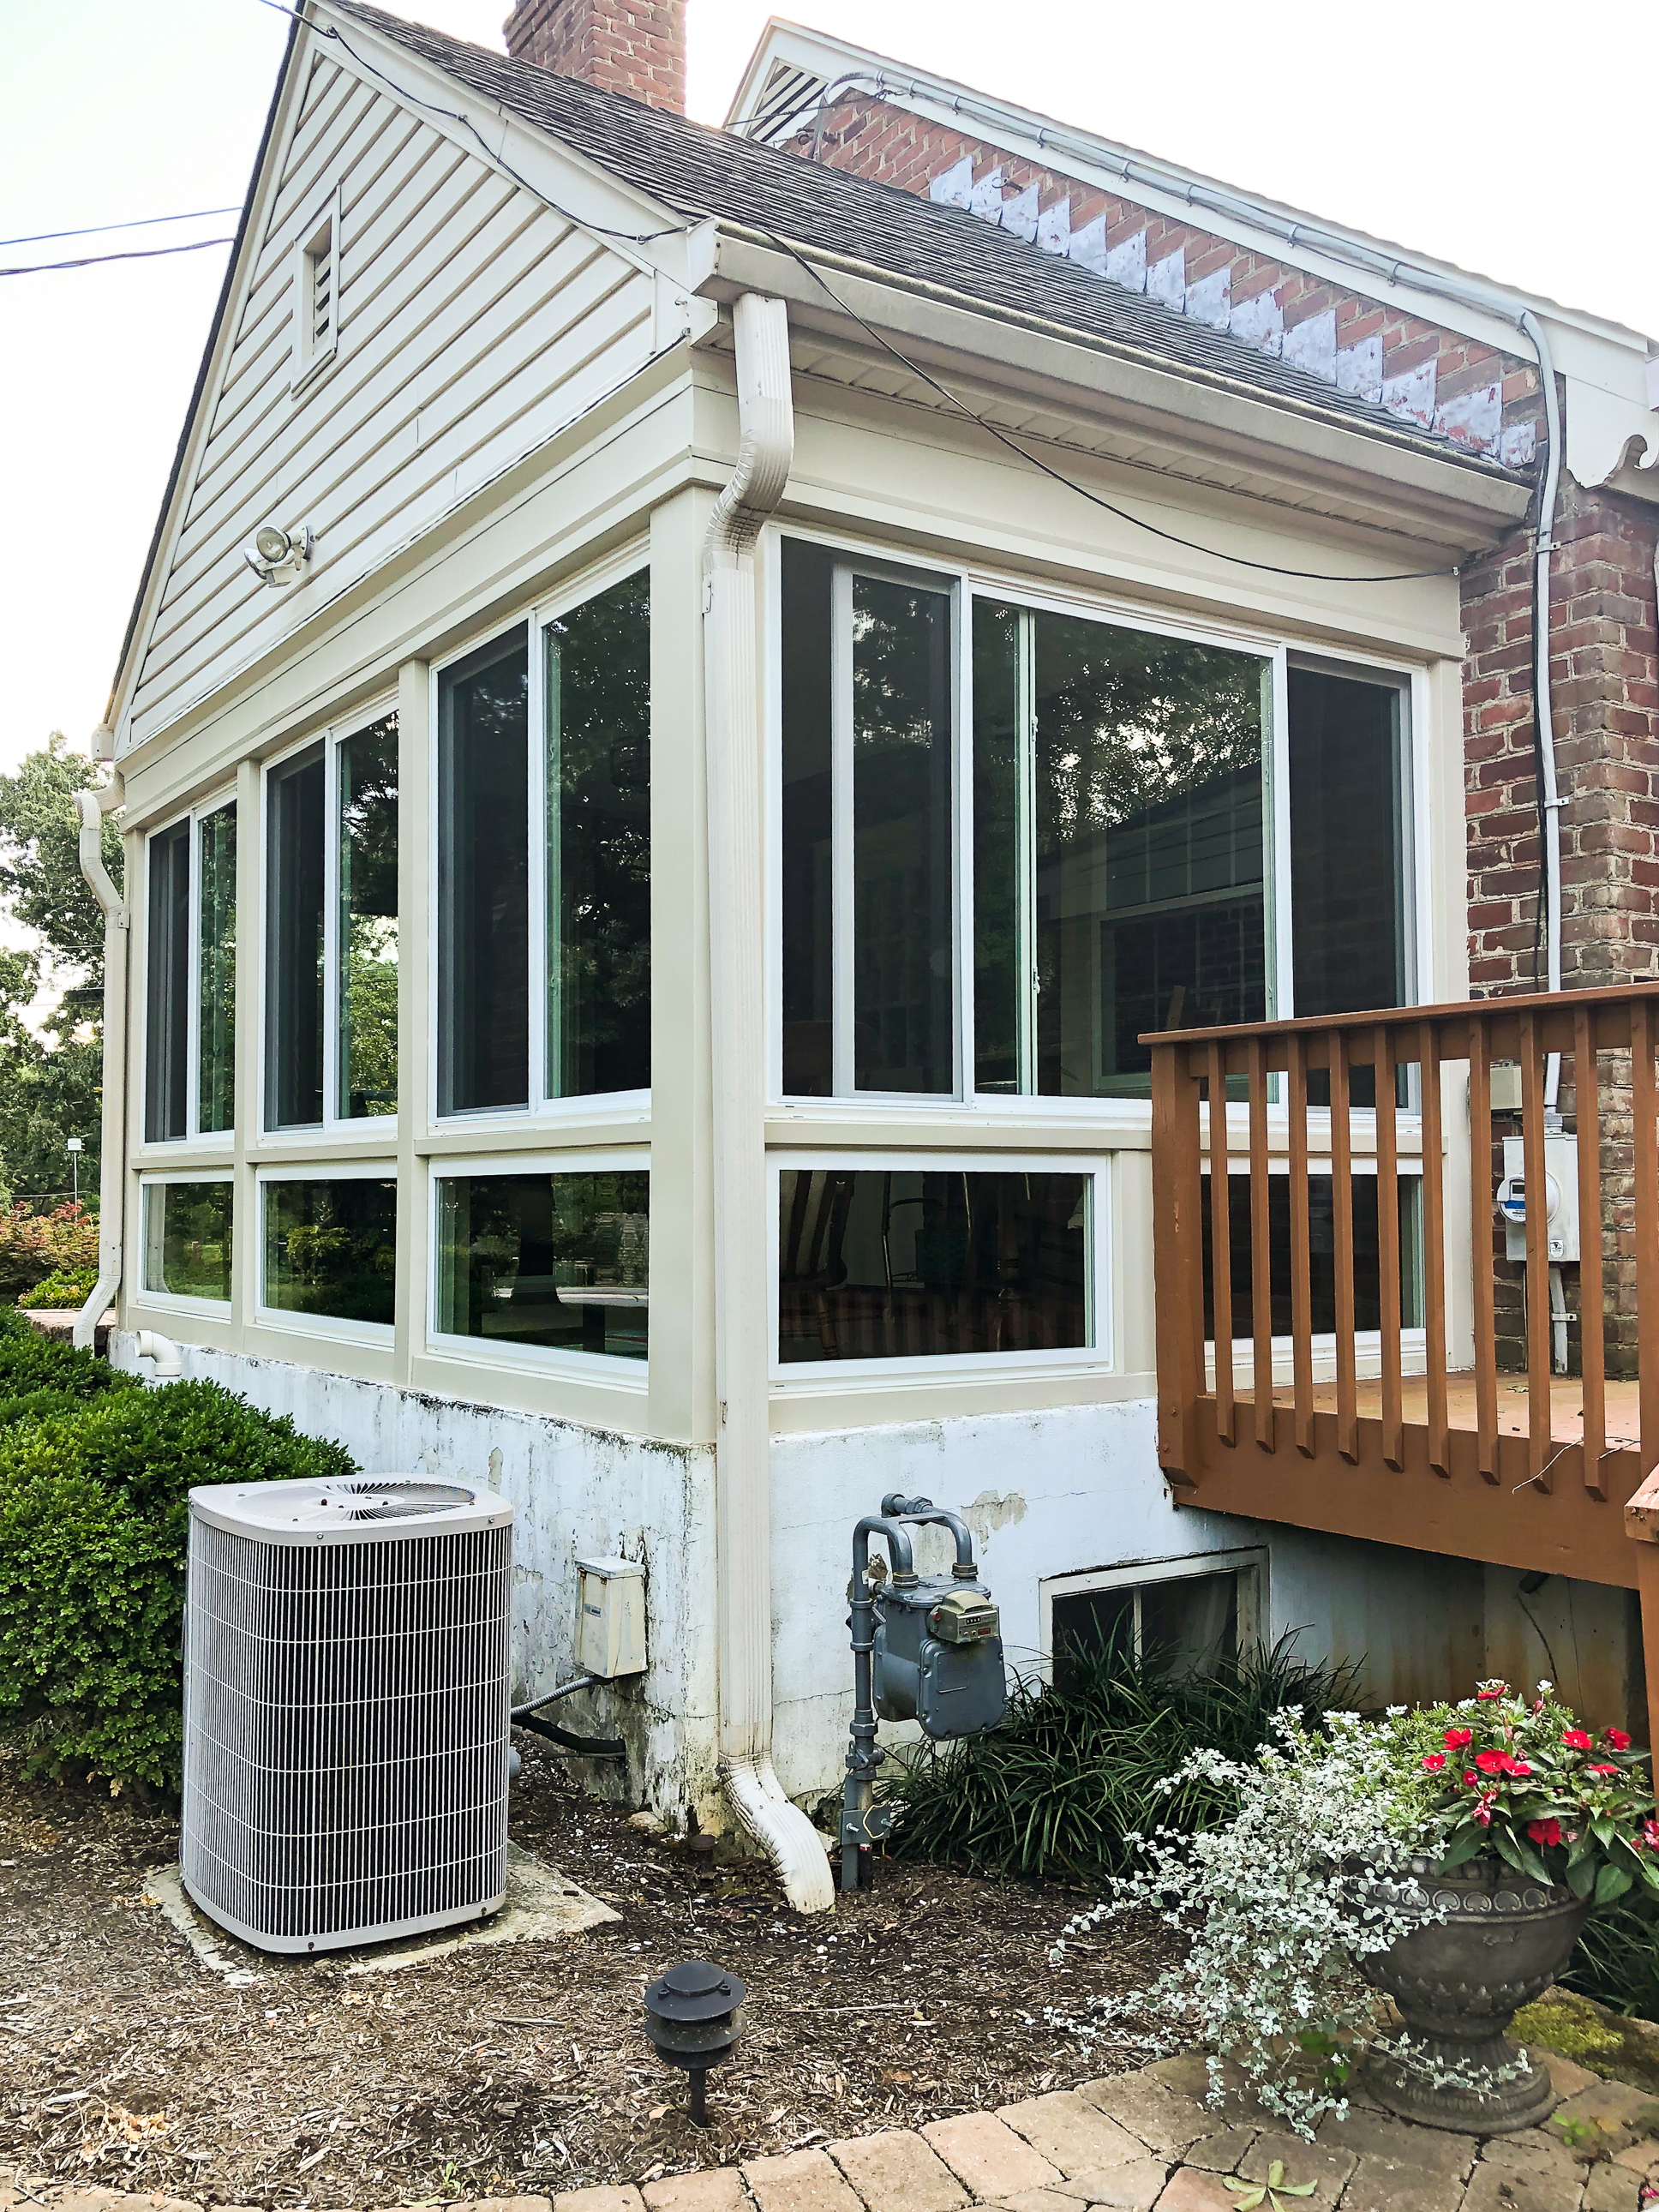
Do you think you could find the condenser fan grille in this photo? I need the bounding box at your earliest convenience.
[181,1516,512,1950]
[342,1481,476,1521]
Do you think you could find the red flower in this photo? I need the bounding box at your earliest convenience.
[1476,1686,1508,1700]
[1463,1769,1479,1787]
[1636,1820,1659,1853]
[1473,1790,1498,1827]
[1606,1729,1633,1752]
[1422,1753,1446,1772]
[1562,1729,1594,1751]
[1528,1818,1564,1848]
[1474,1749,1507,1775]
[1588,1764,1620,1777]
[1445,1728,1474,1750]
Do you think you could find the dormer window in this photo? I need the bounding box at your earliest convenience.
[293,189,340,389]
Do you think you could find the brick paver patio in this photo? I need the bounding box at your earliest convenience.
[10,2047,1659,2212]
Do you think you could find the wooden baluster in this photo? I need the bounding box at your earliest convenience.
[1151,1041,1201,1488]
[1208,1041,1235,1448]
[1331,1028,1358,1464]
[1576,1007,1605,1499]
[1375,1025,1404,1471]
[1519,1010,1553,1493]
[1287,1031,1315,1457]
[1470,1014,1500,1484]
[1634,999,1659,1490]
[1420,1021,1451,1477]
[1249,1036,1274,1454]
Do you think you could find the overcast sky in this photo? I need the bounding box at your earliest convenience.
[3,0,1655,784]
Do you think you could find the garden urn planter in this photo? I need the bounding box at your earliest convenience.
[1359,1853,1591,2131]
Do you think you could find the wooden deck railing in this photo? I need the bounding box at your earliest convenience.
[1146,984,1659,1613]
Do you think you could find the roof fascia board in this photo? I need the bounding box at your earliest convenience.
[107,9,312,739]
[694,229,1530,545]
[733,21,1651,363]
[311,1,692,286]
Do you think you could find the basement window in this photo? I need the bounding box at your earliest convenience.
[293,191,341,387]
[1046,1551,1263,1693]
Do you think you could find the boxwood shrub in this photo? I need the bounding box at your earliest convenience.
[0,1304,137,1424]
[0,1368,356,1791]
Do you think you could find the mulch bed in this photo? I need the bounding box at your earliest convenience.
[0,1738,1170,2209]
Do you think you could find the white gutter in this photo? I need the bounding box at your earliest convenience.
[702,293,834,1915]
[73,764,128,1352]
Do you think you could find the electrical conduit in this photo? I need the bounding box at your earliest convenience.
[702,293,834,1914]
[73,770,127,1352]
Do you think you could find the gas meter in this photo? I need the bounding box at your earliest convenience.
[841,1492,1007,1892]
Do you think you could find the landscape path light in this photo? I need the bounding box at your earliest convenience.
[642,1958,746,2125]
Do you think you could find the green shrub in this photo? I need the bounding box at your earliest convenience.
[0,1379,356,1790]
[1561,1886,1659,2025]
[880,1632,1364,1881]
[18,1264,99,1310]
[0,1303,136,1424]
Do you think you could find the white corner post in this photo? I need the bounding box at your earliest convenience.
[73,776,129,1350]
[703,293,834,1914]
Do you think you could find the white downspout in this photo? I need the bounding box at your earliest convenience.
[73,770,127,1351]
[1519,310,1565,1114]
[703,292,834,1914]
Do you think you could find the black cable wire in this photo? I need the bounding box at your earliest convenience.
[762,227,1461,587]
[0,237,235,278]
[0,207,241,249]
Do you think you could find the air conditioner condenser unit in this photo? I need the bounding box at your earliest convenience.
[182,1476,513,1953]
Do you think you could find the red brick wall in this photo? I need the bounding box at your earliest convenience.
[504,0,684,111]
[1463,473,1659,1376]
[777,93,1541,463]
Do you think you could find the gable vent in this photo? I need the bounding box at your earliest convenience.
[293,189,341,389]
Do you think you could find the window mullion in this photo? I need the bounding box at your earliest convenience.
[537,622,556,1106]
[830,564,855,1099]
[1016,608,1038,1098]
[185,812,203,1141]
[322,734,341,1126]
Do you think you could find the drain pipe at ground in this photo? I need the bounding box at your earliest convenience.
[702,292,834,1914]
[73,766,127,1352]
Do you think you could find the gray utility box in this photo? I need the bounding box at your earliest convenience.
[872,1577,1005,1741]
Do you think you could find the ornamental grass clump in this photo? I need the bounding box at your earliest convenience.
[1048,1681,1657,2138]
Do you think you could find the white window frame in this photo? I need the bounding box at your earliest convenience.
[141,791,237,1148]
[254,1160,398,1344]
[425,1147,651,1388]
[428,544,651,1130]
[769,1148,1111,1386]
[136,1171,235,1316]
[1039,1546,1267,1676]
[290,185,341,393]
[765,525,1430,1117]
[261,700,399,1138]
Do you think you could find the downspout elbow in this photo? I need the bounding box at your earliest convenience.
[73,780,127,1352]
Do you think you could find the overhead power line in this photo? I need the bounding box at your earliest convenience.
[0,207,241,249]
[0,237,235,279]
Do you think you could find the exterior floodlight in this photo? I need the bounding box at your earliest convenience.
[243,524,314,587]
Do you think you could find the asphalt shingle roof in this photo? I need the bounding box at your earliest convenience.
[329,0,1524,480]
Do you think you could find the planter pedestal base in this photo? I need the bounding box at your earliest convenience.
[1365,2034,1555,2134]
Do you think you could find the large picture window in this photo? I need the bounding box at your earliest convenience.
[265,712,399,1132]
[776,1165,1093,1365]
[260,1174,397,1330]
[141,1179,233,1304]
[144,797,236,1144]
[434,1166,649,1363]
[777,539,1416,1108]
[436,569,650,1120]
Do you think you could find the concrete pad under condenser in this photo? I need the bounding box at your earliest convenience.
[142,1843,617,1981]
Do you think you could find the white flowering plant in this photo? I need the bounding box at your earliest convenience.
[1045,1683,1653,2139]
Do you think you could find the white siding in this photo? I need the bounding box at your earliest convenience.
[126,51,656,752]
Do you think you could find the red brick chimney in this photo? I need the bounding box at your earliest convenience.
[503,0,686,111]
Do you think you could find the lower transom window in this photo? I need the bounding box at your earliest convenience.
[434,1169,650,1362]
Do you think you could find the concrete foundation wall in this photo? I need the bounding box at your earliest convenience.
[122,1336,1614,1825]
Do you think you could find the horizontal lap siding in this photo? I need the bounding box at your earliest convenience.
[129,52,656,749]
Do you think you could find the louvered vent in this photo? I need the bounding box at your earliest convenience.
[182,1476,513,1954]
[310,227,333,348]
